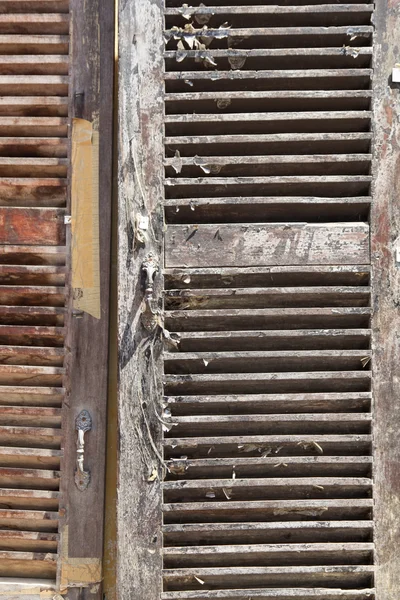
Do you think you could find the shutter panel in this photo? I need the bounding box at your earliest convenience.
[0,1,113,596]
[162,2,374,598]
[118,0,400,599]
[119,0,375,598]
[0,0,68,586]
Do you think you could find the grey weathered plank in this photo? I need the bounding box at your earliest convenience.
[163,498,373,524]
[164,392,372,415]
[163,566,374,594]
[164,69,371,81]
[165,456,372,480]
[164,371,371,395]
[161,589,375,600]
[165,111,371,124]
[165,223,370,268]
[165,5,374,16]
[165,287,370,310]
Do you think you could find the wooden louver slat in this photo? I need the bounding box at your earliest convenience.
[162,0,374,597]
[0,0,68,588]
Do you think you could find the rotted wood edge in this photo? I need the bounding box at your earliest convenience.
[371,1,400,598]
[117,0,165,599]
[58,0,114,598]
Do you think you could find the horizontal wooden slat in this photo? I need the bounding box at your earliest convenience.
[164,350,371,374]
[0,530,58,551]
[165,197,371,225]
[0,424,61,448]
[163,521,373,546]
[166,308,371,333]
[0,326,64,346]
[0,346,64,366]
[0,97,68,117]
[0,0,68,11]
[0,116,67,135]
[165,392,371,415]
[168,413,371,436]
[0,446,61,468]
[163,498,373,524]
[173,329,370,352]
[0,158,67,177]
[0,208,65,246]
[0,466,59,489]
[165,223,369,268]
[0,35,68,55]
[0,266,65,285]
[163,541,374,567]
[0,180,66,205]
[164,26,373,50]
[0,76,68,96]
[164,265,370,288]
[165,287,370,309]
[0,55,68,75]
[163,477,372,502]
[165,456,372,480]
[164,433,372,457]
[0,246,65,266]
[165,4,374,16]
[0,550,57,578]
[161,589,375,600]
[163,565,374,592]
[165,91,373,115]
[165,371,371,395]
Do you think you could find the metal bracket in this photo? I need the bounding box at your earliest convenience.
[75,410,92,491]
[141,253,160,331]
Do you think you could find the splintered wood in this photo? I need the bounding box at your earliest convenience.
[161,0,375,599]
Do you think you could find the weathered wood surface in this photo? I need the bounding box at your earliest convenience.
[371,1,400,598]
[163,566,374,593]
[58,0,113,598]
[117,0,164,599]
[165,5,373,17]
[0,0,69,11]
[165,223,370,268]
[0,208,65,245]
[160,590,374,600]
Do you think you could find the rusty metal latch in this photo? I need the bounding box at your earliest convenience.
[141,252,160,331]
[75,410,92,491]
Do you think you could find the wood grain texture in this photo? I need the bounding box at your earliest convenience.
[58,0,114,598]
[0,208,65,245]
[371,1,400,598]
[165,224,370,268]
[117,0,164,598]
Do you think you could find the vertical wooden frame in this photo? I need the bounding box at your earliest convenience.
[59,0,114,597]
[372,1,400,597]
[117,0,165,597]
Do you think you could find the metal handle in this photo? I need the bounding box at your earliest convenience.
[75,410,92,491]
[141,252,160,331]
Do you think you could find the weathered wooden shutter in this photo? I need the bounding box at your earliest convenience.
[0,1,113,597]
[118,0,399,599]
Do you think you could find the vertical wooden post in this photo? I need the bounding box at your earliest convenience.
[372,1,400,598]
[117,0,165,598]
[59,0,114,598]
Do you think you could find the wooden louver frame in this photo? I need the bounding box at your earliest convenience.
[0,0,113,598]
[117,0,400,599]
